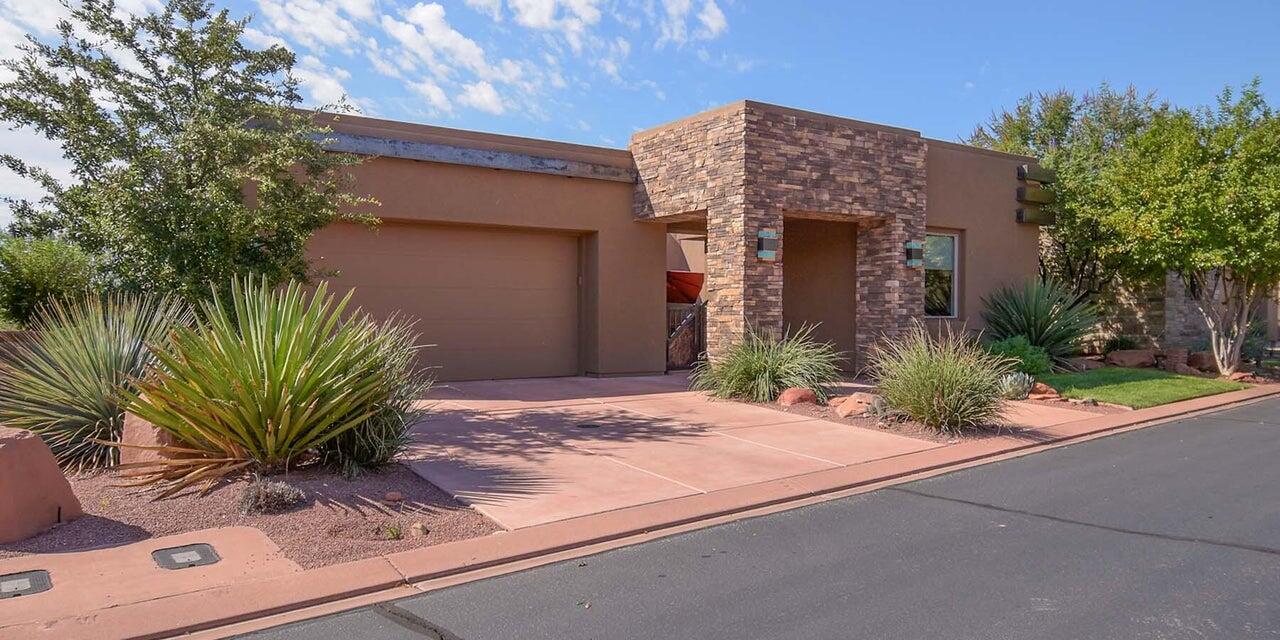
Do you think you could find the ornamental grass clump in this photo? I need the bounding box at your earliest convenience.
[689,324,844,403]
[119,277,421,496]
[981,279,1098,367]
[870,323,1014,434]
[0,293,193,471]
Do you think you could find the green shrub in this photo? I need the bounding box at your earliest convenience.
[689,324,844,402]
[986,335,1052,376]
[870,323,1014,433]
[318,319,432,477]
[120,278,417,496]
[0,236,95,326]
[1103,334,1141,354]
[0,293,193,470]
[981,279,1098,366]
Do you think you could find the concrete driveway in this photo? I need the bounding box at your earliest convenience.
[404,374,1095,529]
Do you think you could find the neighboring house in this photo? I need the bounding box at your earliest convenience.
[310,101,1044,381]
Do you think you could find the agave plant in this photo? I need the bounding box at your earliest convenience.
[689,324,844,403]
[0,293,193,471]
[997,372,1036,401]
[118,277,404,495]
[980,279,1099,367]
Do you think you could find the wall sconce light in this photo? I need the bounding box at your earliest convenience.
[757,229,779,261]
[904,240,923,267]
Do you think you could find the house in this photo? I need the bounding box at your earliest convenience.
[308,101,1044,381]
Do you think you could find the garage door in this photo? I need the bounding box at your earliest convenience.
[309,222,580,381]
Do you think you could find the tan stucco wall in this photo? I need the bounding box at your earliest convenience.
[665,233,706,273]
[782,219,857,366]
[923,140,1040,333]
[311,119,666,378]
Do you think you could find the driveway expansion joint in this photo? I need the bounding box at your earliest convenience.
[887,487,1280,557]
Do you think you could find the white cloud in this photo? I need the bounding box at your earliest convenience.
[656,0,727,47]
[457,81,505,114]
[410,78,453,114]
[383,3,496,79]
[242,26,287,49]
[508,0,601,51]
[294,55,361,108]
[465,0,504,21]
[254,0,366,52]
[696,0,726,38]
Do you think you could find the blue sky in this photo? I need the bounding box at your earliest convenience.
[2,0,1279,223]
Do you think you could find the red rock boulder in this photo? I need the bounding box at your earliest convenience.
[1106,349,1157,368]
[833,392,878,418]
[0,427,84,543]
[777,387,818,407]
[1187,351,1218,373]
[119,411,182,465]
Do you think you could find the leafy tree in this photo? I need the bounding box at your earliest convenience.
[1099,80,1280,374]
[0,235,96,325]
[968,84,1156,296]
[0,0,373,302]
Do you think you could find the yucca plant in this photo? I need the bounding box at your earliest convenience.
[981,279,1098,367]
[0,293,192,471]
[870,322,1014,433]
[318,318,433,477]
[689,324,844,402]
[118,278,398,496]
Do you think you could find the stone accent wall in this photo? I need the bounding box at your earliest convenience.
[1088,272,1210,351]
[632,104,750,356]
[631,101,927,363]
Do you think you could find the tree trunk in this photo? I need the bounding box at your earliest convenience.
[1188,269,1259,376]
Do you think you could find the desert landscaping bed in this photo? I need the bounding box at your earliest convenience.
[0,464,501,569]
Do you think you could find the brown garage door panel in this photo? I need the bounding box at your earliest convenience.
[311,222,580,381]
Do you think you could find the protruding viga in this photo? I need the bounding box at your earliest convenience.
[0,427,83,543]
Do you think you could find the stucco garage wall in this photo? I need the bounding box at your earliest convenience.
[924,140,1040,333]
[310,117,666,380]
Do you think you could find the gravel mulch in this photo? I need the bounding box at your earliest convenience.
[0,464,502,569]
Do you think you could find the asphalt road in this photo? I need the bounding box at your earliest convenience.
[241,398,1280,640]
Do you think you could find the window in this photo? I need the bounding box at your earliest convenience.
[925,233,957,317]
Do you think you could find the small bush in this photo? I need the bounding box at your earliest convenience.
[238,478,306,515]
[0,293,193,470]
[998,372,1035,400]
[981,279,1098,367]
[0,236,95,326]
[121,278,415,496]
[987,335,1052,376]
[689,324,844,402]
[1103,334,1141,354]
[318,319,432,477]
[870,323,1014,433]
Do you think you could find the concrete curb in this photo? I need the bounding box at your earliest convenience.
[8,384,1278,640]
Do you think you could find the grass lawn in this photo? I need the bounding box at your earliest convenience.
[1039,367,1248,409]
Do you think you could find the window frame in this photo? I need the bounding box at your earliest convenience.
[924,231,960,319]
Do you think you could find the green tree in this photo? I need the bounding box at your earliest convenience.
[1099,80,1280,374]
[0,235,96,325]
[968,84,1156,296]
[0,0,373,302]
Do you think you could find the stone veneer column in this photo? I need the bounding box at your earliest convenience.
[854,216,924,370]
[704,200,785,358]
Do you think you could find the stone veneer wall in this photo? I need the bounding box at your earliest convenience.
[1087,272,1211,352]
[632,103,749,358]
[632,101,928,366]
